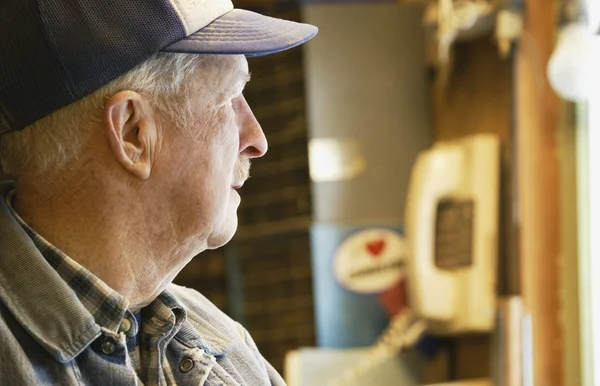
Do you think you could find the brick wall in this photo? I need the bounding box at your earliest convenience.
[174,4,315,374]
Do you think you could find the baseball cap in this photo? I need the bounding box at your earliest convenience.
[0,0,318,134]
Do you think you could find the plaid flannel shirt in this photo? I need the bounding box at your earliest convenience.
[0,181,284,386]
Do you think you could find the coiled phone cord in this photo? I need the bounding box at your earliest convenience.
[327,309,428,386]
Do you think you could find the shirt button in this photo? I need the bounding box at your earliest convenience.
[179,358,195,373]
[119,318,131,333]
[101,341,116,355]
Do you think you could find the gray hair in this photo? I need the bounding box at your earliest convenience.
[0,53,218,180]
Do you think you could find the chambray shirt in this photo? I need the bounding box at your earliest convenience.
[0,181,285,386]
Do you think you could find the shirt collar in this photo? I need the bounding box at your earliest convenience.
[139,286,237,357]
[4,188,130,333]
[166,285,238,357]
[0,181,127,362]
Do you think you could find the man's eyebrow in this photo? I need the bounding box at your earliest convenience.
[237,71,251,84]
[227,71,251,95]
[219,71,251,101]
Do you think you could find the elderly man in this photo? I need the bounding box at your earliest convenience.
[0,0,316,385]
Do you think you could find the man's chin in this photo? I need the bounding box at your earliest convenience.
[206,220,238,250]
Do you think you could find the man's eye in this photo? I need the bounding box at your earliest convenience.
[219,98,234,109]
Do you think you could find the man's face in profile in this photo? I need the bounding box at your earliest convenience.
[157,55,267,250]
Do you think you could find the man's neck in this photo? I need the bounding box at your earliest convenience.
[12,175,200,310]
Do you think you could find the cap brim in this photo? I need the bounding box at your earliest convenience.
[161,9,318,57]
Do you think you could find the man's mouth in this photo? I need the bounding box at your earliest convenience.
[233,158,251,191]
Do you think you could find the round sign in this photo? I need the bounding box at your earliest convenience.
[332,228,407,294]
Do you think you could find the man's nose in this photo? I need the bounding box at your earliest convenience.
[237,95,268,158]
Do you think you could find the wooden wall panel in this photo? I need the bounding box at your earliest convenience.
[515,0,563,385]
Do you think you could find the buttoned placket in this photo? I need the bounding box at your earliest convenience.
[96,328,128,365]
[119,317,132,334]
[141,304,187,386]
[179,350,216,385]
[120,311,143,376]
[92,312,141,378]
[165,339,217,385]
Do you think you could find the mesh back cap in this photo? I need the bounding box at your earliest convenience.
[0,0,317,134]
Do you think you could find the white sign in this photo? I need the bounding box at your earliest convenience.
[333,228,407,294]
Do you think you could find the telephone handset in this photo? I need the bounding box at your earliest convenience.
[405,133,500,334]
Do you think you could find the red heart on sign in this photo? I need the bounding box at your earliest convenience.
[366,239,386,257]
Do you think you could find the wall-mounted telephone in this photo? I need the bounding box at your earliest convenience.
[405,133,500,334]
[325,134,501,385]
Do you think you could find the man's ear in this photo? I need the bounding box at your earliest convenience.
[103,91,157,180]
